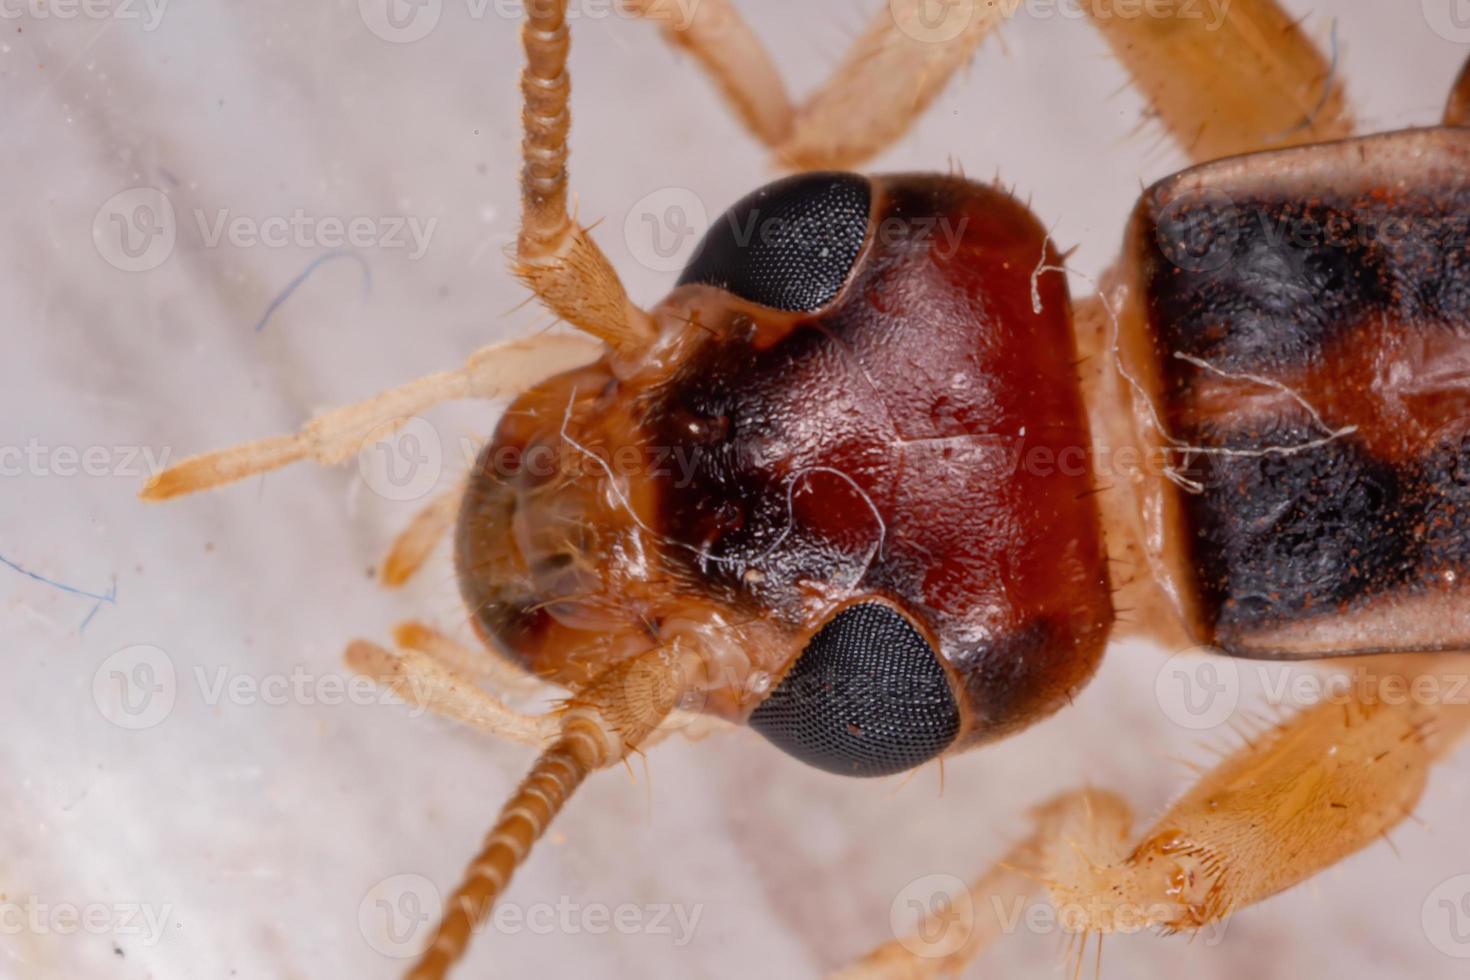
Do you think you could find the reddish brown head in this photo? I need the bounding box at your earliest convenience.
[458,172,1114,776]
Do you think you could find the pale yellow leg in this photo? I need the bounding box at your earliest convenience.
[1084,0,1353,163]
[394,620,549,697]
[381,487,466,587]
[631,0,794,147]
[833,828,1046,980]
[351,622,725,744]
[839,655,1470,977]
[346,638,553,746]
[779,0,1010,170]
[635,0,1012,171]
[639,0,1349,171]
[139,334,600,501]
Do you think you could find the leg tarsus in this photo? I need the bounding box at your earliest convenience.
[830,811,1067,979]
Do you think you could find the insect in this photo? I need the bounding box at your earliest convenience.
[140,1,1470,976]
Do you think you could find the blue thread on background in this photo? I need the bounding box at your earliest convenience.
[253,249,373,332]
[1,551,117,631]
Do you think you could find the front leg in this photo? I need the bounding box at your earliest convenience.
[840,654,1470,976]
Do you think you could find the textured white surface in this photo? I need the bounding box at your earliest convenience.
[7,1,1470,977]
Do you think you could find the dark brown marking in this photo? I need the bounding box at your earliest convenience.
[1124,128,1470,656]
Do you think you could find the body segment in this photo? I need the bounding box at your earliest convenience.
[1115,128,1470,657]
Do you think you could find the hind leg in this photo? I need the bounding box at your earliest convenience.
[634,0,1012,171]
[640,0,1350,169]
[1083,0,1352,163]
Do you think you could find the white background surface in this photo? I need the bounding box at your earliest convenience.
[7,1,1470,977]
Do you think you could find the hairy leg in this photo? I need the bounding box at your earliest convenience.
[1083,0,1353,163]
[778,0,1010,170]
[631,0,794,146]
[635,0,1012,170]
[840,654,1470,976]
[637,0,1349,171]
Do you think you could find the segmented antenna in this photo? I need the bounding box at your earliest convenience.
[515,0,655,351]
[407,718,611,979]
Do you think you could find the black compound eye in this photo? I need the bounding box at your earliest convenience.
[749,604,960,777]
[677,172,871,313]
